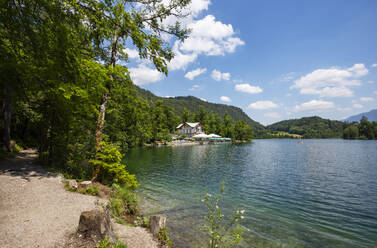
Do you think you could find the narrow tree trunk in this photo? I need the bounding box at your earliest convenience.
[92,31,119,182]
[2,84,12,152]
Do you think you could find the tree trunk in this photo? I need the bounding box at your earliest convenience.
[92,31,119,182]
[2,84,12,152]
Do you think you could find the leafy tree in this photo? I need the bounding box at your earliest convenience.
[182,107,191,123]
[234,120,253,141]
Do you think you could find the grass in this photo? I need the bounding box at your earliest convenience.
[109,184,138,218]
[64,181,99,196]
[96,236,127,248]
[158,228,173,247]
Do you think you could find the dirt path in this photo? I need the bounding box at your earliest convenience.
[0,150,158,248]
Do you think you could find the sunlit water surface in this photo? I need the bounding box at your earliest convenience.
[124,139,377,248]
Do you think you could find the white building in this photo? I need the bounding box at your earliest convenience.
[176,122,204,137]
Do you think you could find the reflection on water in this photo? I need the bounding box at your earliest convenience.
[125,140,377,248]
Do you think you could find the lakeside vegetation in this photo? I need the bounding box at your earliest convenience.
[265,116,344,139]
[343,117,377,140]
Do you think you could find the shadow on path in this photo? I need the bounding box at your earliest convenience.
[0,149,57,181]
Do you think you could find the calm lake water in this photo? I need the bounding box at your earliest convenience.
[125,139,377,248]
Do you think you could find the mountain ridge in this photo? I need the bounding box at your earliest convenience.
[343,109,377,122]
[133,85,265,133]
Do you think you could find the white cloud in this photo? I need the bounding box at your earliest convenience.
[129,64,164,85]
[211,69,230,81]
[234,83,263,94]
[188,0,211,17]
[168,41,197,71]
[372,63,377,68]
[124,48,139,60]
[374,91,377,94]
[185,68,207,80]
[338,107,352,112]
[180,15,245,56]
[264,112,281,118]
[200,97,207,102]
[220,96,231,103]
[280,72,297,82]
[353,103,363,109]
[360,97,374,102]
[248,101,278,110]
[367,80,374,84]
[291,64,368,98]
[138,1,243,74]
[189,84,200,91]
[294,100,334,112]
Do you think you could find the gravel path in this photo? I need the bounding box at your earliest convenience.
[0,150,158,248]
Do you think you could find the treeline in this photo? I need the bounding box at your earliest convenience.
[135,87,265,135]
[0,0,194,182]
[266,116,344,139]
[0,0,252,182]
[180,107,253,141]
[343,117,377,140]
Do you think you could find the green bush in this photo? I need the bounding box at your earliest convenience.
[158,228,173,247]
[110,184,138,217]
[134,216,150,227]
[86,186,99,196]
[90,142,139,188]
[96,237,127,248]
[203,180,245,248]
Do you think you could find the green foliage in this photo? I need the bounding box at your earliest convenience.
[343,116,377,140]
[158,228,173,248]
[90,142,138,188]
[266,116,344,138]
[64,182,77,192]
[96,237,127,248]
[202,181,245,248]
[110,184,138,217]
[134,87,264,135]
[134,216,150,228]
[86,186,99,196]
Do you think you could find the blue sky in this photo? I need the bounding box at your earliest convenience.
[126,0,377,125]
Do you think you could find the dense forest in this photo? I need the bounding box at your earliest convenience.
[343,117,377,140]
[266,116,344,138]
[0,0,253,182]
[135,86,265,134]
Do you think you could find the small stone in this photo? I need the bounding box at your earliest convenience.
[78,181,92,191]
[66,179,78,189]
[149,215,166,236]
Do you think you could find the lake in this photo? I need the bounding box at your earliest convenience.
[125,139,377,248]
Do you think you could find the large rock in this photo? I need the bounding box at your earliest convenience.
[78,181,92,191]
[149,215,166,236]
[66,179,78,190]
[78,208,116,243]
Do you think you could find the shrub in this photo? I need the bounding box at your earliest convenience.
[109,184,138,218]
[86,186,99,196]
[90,142,139,188]
[134,216,150,227]
[158,228,172,247]
[203,180,245,248]
[96,237,127,248]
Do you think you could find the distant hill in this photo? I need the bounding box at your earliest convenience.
[134,86,265,134]
[267,116,344,138]
[343,109,377,123]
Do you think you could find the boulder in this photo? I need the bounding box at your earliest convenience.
[149,215,166,236]
[78,181,92,191]
[78,208,116,243]
[66,179,78,190]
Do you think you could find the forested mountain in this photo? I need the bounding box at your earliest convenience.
[266,116,344,138]
[134,86,265,134]
[343,109,377,122]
